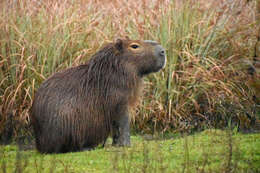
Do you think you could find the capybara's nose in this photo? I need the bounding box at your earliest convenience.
[155,45,166,58]
[160,49,166,57]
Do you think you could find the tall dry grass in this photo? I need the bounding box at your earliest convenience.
[0,0,259,139]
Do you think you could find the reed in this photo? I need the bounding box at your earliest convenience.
[0,0,258,138]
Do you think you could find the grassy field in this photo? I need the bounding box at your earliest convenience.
[1,129,260,173]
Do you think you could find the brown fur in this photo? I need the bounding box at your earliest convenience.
[30,38,166,153]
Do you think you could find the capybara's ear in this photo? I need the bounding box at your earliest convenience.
[115,38,123,51]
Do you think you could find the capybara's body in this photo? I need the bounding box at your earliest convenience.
[30,38,166,153]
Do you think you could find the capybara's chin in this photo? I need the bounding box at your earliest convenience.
[30,37,166,153]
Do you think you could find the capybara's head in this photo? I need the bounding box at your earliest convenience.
[113,38,166,76]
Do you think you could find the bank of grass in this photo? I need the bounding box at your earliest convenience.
[0,129,259,173]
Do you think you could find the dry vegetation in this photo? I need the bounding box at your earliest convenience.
[0,0,259,141]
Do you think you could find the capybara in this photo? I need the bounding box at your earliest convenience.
[30,37,166,153]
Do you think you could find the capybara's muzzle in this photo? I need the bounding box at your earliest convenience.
[144,40,167,71]
[154,44,166,69]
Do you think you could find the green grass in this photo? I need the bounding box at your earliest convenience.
[1,129,259,173]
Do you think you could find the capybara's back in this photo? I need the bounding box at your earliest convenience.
[31,66,110,153]
[31,38,166,153]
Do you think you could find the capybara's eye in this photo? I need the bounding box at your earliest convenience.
[130,44,139,49]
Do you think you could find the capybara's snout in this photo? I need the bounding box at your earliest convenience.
[154,44,166,69]
[144,40,167,71]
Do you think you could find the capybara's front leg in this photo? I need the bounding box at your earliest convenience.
[112,112,130,146]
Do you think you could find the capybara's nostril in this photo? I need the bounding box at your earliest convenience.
[154,45,165,57]
[160,49,165,56]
